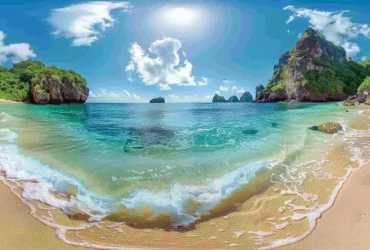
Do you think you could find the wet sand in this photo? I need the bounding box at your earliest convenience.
[287,162,370,250]
[0,183,86,250]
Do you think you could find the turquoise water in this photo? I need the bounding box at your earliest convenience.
[0,102,353,226]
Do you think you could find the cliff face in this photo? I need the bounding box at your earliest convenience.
[256,28,365,102]
[240,92,253,102]
[0,60,89,104]
[32,77,89,104]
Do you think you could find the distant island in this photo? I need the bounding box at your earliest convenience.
[150,97,165,103]
[255,27,370,102]
[212,91,253,103]
[0,60,89,104]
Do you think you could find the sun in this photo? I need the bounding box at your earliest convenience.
[164,7,198,26]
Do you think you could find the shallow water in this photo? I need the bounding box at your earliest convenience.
[0,102,368,248]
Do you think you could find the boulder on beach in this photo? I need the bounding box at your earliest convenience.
[317,122,342,134]
[343,101,355,106]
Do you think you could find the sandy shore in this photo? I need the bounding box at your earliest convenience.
[0,183,86,250]
[0,98,20,104]
[287,162,370,250]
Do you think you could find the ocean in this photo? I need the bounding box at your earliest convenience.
[0,102,368,249]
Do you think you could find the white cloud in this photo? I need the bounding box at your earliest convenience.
[198,77,209,86]
[48,1,132,46]
[126,37,207,90]
[231,86,237,90]
[219,85,230,91]
[298,32,302,38]
[284,5,370,57]
[204,95,213,99]
[168,94,179,99]
[223,79,234,84]
[215,90,220,94]
[236,87,246,93]
[287,29,291,33]
[362,56,368,61]
[88,89,140,102]
[0,31,36,64]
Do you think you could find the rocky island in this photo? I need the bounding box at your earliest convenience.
[212,91,253,103]
[256,28,370,102]
[149,97,165,103]
[0,60,89,104]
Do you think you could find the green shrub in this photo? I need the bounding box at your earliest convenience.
[358,77,370,93]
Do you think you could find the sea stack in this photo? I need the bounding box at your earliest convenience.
[239,92,253,102]
[228,96,239,102]
[149,97,165,103]
[212,94,226,102]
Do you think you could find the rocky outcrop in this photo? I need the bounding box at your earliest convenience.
[240,92,253,102]
[212,94,226,102]
[228,96,239,102]
[31,77,89,105]
[318,122,342,134]
[149,97,165,103]
[255,85,264,101]
[257,28,350,102]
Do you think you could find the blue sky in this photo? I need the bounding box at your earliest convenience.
[0,0,369,103]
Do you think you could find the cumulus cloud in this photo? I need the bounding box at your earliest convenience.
[284,5,370,57]
[0,31,36,64]
[48,1,132,46]
[362,56,368,61]
[166,94,207,103]
[219,85,230,91]
[198,77,209,86]
[215,90,220,94]
[89,89,140,102]
[236,87,246,93]
[126,37,207,90]
[204,95,214,99]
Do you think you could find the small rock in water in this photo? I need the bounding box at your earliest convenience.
[242,129,259,135]
[309,126,319,131]
[271,122,278,128]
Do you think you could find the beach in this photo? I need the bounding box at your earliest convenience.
[0,102,369,249]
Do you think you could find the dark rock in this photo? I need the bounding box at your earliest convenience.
[240,92,253,102]
[212,94,226,102]
[242,129,259,135]
[271,122,278,128]
[149,97,165,103]
[228,96,239,102]
[309,126,319,131]
[255,84,265,101]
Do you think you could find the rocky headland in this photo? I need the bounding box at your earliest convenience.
[255,28,370,102]
[0,60,89,104]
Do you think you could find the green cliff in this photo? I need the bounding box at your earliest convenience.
[0,60,89,104]
[257,28,370,102]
